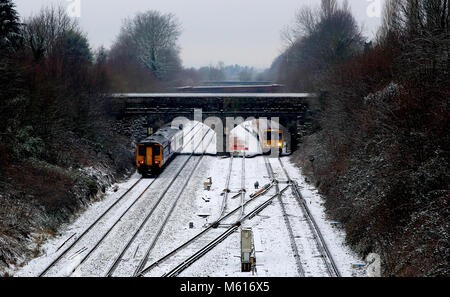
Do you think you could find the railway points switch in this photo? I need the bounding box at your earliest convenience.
[249,183,272,199]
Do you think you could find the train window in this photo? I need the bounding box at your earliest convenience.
[265,131,282,140]
[153,145,161,155]
[138,145,146,156]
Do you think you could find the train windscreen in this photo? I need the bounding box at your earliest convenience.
[265,131,282,141]
[138,145,146,156]
[152,145,161,155]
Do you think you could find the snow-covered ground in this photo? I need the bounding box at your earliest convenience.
[173,156,365,277]
[13,120,366,277]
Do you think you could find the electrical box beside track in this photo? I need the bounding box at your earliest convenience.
[241,228,255,272]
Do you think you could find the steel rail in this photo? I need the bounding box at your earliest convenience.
[131,131,216,276]
[38,177,143,277]
[163,185,291,277]
[138,181,278,276]
[218,155,234,219]
[264,157,305,277]
[105,127,214,277]
[67,123,202,274]
[67,179,157,276]
[39,121,203,277]
[68,122,204,275]
[277,158,341,277]
[163,225,239,277]
[239,153,246,219]
[245,185,290,221]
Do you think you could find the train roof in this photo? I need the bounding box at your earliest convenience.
[139,127,181,145]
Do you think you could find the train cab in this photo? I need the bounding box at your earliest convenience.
[136,142,163,175]
[136,127,183,176]
[261,129,283,155]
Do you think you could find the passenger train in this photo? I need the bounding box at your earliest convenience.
[261,129,283,153]
[260,128,290,155]
[136,127,184,176]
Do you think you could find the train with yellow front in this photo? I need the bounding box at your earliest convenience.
[136,127,184,176]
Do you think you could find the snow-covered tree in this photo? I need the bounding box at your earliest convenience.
[22,5,78,60]
[0,0,22,50]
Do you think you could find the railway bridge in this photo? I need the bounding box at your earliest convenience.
[108,93,319,155]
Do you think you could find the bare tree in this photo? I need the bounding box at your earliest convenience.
[320,0,339,19]
[278,0,364,90]
[111,10,182,80]
[22,5,79,60]
[282,7,318,48]
[378,0,449,41]
[377,0,402,43]
[296,6,319,36]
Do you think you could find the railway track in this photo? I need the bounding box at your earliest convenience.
[106,127,216,277]
[276,157,341,277]
[137,184,272,276]
[38,121,203,277]
[38,177,145,277]
[217,155,233,219]
[156,157,341,278]
[239,153,246,219]
[264,156,305,277]
[162,185,291,277]
[137,161,282,277]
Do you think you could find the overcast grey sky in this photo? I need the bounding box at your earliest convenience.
[14,0,384,68]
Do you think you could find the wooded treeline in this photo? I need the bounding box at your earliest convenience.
[272,0,449,276]
[1,0,448,276]
[1,2,263,272]
[0,2,171,270]
[1,4,112,166]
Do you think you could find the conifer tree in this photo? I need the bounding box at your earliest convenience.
[0,0,22,50]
